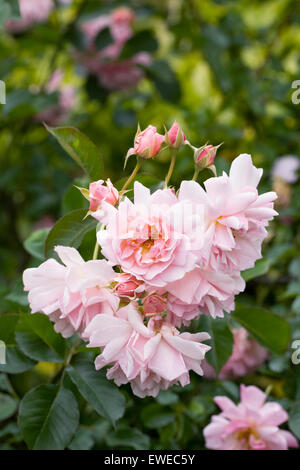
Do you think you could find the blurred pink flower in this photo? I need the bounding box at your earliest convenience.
[6,0,54,33]
[77,6,151,91]
[85,303,210,397]
[23,246,119,338]
[35,70,75,125]
[204,384,298,450]
[272,155,300,184]
[202,328,269,379]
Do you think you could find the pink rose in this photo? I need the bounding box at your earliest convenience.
[35,70,75,125]
[23,246,119,338]
[167,121,186,148]
[85,303,211,397]
[204,384,298,450]
[97,181,198,288]
[6,0,54,33]
[178,154,278,273]
[127,125,165,159]
[89,179,119,212]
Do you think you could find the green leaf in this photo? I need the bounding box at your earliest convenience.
[0,315,36,374]
[0,2,11,29]
[156,390,179,405]
[120,30,158,59]
[95,27,114,50]
[105,425,150,450]
[66,354,125,425]
[24,228,50,261]
[198,316,233,374]
[44,209,97,258]
[144,60,181,103]
[140,404,174,429]
[5,278,28,307]
[61,178,89,215]
[16,313,67,363]
[231,304,291,354]
[19,384,79,450]
[68,427,95,450]
[289,402,300,440]
[242,258,271,281]
[46,125,103,181]
[0,393,18,421]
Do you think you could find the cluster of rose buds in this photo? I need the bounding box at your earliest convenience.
[76,7,152,91]
[23,121,278,399]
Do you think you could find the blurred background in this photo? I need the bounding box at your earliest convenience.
[0,0,300,450]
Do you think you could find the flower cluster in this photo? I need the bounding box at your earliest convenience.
[76,6,152,91]
[23,122,278,398]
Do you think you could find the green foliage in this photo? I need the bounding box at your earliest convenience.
[232,305,291,355]
[19,384,79,450]
[44,209,97,258]
[66,354,126,425]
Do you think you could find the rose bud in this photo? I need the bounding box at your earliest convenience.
[114,273,144,298]
[194,143,221,170]
[89,179,119,211]
[126,125,165,161]
[166,121,186,149]
[143,294,166,315]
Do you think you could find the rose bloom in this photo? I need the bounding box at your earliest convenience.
[202,328,269,379]
[6,0,54,33]
[23,246,119,338]
[97,181,200,288]
[178,154,278,273]
[127,125,165,159]
[165,267,245,322]
[204,384,298,450]
[85,303,211,398]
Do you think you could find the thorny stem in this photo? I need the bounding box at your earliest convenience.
[120,160,141,196]
[164,151,177,188]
